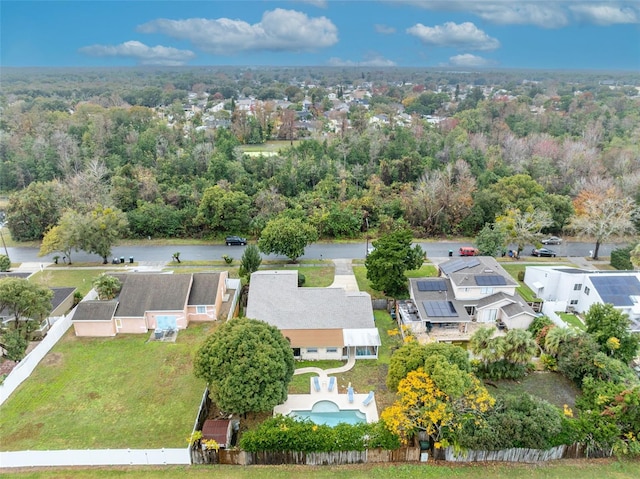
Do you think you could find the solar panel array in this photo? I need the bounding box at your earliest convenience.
[590,275,640,307]
[440,258,480,275]
[417,279,447,291]
[475,275,507,286]
[423,300,458,317]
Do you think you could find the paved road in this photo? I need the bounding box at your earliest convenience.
[3,240,629,264]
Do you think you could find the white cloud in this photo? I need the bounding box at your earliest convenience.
[138,9,338,55]
[391,1,640,28]
[328,53,397,67]
[79,41,195,66]
[375,24,396,34]
[447,53,494,68]
[407,22,500,51]
[570,4,639,25]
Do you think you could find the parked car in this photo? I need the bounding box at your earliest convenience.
[459,246,479,256]
[541,236,563,245]
[225,235,247,246]
[532,247,557,257]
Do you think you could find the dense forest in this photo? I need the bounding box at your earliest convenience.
[1,67,638,248]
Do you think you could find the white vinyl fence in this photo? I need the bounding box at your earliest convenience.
[0,448,191,468]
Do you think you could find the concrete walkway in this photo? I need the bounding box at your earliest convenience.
[328,258,359,292]
[293,354,356,379]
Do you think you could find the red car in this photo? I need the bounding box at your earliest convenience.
[459,246,479,256]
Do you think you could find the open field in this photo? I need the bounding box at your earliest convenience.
[2,459,639,478]
[0,324,212,450]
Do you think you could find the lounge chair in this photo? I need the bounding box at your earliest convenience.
[347,386,354,403]
[328,376,336,392]
[313,376,321,392]
[362,391,375,406]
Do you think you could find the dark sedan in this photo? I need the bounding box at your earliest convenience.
[225,235,247,246]
[532,247,557,257]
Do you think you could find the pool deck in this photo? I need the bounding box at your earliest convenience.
[274,376,379,423]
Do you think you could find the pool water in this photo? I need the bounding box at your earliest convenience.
[290,400,366,427]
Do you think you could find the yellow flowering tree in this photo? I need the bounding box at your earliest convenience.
[381,367,495,448]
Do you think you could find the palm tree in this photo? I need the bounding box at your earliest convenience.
[502,329,537,365]
[469,327,503,364]
[545,327,575,356]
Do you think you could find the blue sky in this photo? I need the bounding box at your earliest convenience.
[1,1,639,70]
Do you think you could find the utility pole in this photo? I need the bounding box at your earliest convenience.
[0,227,9,259]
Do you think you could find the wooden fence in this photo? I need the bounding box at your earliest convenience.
[190,447,420,466]
[440,443,612,463]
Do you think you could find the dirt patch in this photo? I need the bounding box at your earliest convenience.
[41,352,63,367]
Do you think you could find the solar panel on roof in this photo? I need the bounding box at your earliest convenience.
[417,279,447,291]
[465,258,481,268]
[423,300,458,317]
[475,275,507,286]
[590,276,640,307]
[441,259,466,274]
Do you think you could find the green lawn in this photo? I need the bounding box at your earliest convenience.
[0,324,212,450]
[2,459,638,478]
[558,312,586,331]
[489,371,581,409]
[500,263,541,302]
[29,269,112,297]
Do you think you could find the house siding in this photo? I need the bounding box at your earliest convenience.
[73,321,116,337]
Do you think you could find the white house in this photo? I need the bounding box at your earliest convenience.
[524,266,640,332]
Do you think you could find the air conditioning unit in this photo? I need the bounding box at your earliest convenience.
[566,306,575,313]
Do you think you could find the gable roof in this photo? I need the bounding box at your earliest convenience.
[246,270,375,330]
[51,287,76,311]
[115,274,192,317]
[502,301,536,318]
[188,273,221,306]
[72,300,118,322]
[476,291,513,309]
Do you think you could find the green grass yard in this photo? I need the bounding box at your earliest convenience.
[1,459,638,478]
[558,312,586,331]
[490,371,581,409]
[0,324,212,451]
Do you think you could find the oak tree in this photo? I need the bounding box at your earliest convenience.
[194,318,295,415]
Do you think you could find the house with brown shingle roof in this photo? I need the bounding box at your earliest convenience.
[72,272,228,337]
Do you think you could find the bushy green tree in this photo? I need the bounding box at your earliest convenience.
[6,180,70,241]
[92,273,122,300]
[474,223,507,256]
[38,210,84,264]
[365,228,424,297]
[1,329,28,361]
[194,184,252,235]
[387,341,470,392]
[79,206,129,264]
[584,303,639,364]
[194,318,294,415]
[0,254,10,272]
[258,216,318,262]
[239,244,262,281]
[0,278,53,341]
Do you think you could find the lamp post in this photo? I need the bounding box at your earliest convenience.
[365,217,370,257]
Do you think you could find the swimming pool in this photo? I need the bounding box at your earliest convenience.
[290,400,367,427]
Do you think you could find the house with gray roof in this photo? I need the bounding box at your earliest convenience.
[72,272,229,337]
[245,270,381,361]
[404,257,536,336]
[524,266,640,332]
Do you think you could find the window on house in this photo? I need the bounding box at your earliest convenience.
[326,347,338,353]
[487,309,498,322]
[584,286,590,295]
[307,348,318,353]
[570,299,578,305]
[480,287,494,295]
[196,305,206,314]
[574,284,582,290]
